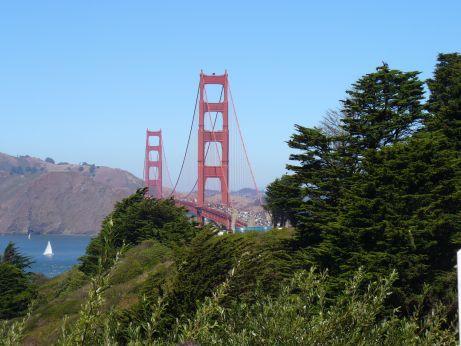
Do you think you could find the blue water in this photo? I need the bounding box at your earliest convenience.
[235,226,272,232]
[0,234,92,278]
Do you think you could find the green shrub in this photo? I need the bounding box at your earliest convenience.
[54,269,88,298]
[0,263,36,320]
[79,188,197,276]
[108,240,172,286]
[53,265,457,345]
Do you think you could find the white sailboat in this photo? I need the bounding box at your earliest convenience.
[43,241,53,256]
[28,233,31,240]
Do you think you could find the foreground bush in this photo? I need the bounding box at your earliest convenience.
[58,263,456,345]
[155,227,296,329]
[0,306,32,346]
[176,269,455,345]
[0,243,36,320]
[79,188,197,275]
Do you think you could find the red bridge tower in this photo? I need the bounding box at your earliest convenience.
[144,129,163,199]
[198,72,230,209]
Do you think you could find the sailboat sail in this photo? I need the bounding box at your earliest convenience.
[43,241,53,256]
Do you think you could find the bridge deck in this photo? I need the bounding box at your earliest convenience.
[176,200,247,229]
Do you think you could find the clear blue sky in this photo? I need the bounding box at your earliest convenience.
[0,1,460,188]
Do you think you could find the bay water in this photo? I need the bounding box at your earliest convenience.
[0,234,92,278]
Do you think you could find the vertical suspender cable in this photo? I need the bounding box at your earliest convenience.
[228,81,261,203]
[162,145,175,191]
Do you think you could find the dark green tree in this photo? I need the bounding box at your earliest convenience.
[310,61,460,313]
[80,188,198,275]
[132,227,296,339]
[426,53,461,146]
[308,64,426,306]
[286,124,351,248]
[264,174,302,227]
[0,263,36,319]
[281,63,461,313]
[1,241,33,271]
[341,63,425,155]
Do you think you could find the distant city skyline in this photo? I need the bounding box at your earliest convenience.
[1,1,460,188]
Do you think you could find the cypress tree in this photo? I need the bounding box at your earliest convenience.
[426,53,461,146]
[0,243,36,319]
[264,174,302,227]
[341,63,425,155]
[286,125,349,248]
[79,188,198,276]
[282,63,445,311]
[0,263,36,319]
[1,241,33,271]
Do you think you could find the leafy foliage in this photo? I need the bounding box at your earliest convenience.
[164,228,295,317]
[1,241,33,271]
[287,124,350,248]
[426,53,461,144]
[0,263,36,320]
[0,242,36,320]
[267,55,461,315]
[111,227,297,342]
[79,188,197,275]
[178,268,455,345]
[45,263,460,345]
[341,63,425,153]
[264,174,302,226]
[58,221,125,346]
[0,303,33,346]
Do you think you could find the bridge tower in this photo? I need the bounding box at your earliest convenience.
[198,71,229,210]
[144,129,163,199]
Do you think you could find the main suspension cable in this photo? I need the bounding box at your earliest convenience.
[162,144,174,191]
[228,80,261,203]
[169,85,199,197]
[183,86,223,199]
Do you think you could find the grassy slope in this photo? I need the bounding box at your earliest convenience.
[22,228,295,345]
[23,240,174,345]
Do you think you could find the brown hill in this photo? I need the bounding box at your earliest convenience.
[0,153,142,235]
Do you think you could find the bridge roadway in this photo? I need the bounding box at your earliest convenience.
[176,200,247,230]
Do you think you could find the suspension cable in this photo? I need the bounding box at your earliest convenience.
[183,86,223,199]
[162,144,174,191]
[228,80,261,203]
[169,85,199,197]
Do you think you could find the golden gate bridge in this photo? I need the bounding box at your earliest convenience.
[143,71,267,231]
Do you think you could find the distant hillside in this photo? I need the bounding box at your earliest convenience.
[0,152,142,234]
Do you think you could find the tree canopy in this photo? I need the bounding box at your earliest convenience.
[0,243,36,319]
[266,54,461,313]
[1,242,33,271]
[79,188,198,275]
